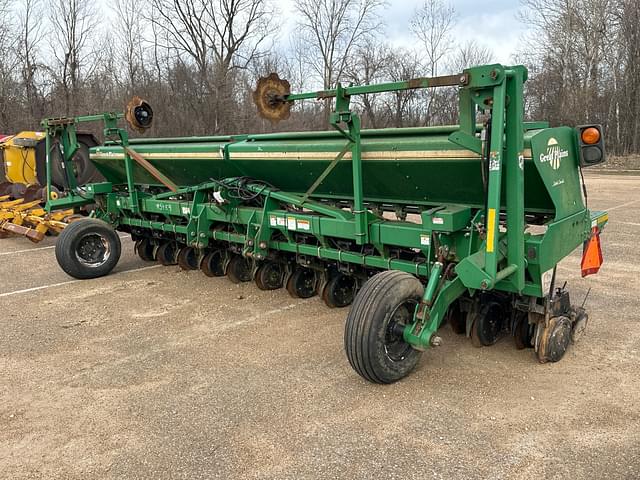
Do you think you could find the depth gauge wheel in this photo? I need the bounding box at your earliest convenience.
[255,262,284,290]
[344,270,423,384]
[227,255,252,283]
[136,238,156,262]
[322,273,357,308]
[286,267,317,298]
[55,219,121,279]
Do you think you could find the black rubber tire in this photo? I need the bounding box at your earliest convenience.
[227,255,252,283]
[514,312,534,350]
[157,242,178,266]
[136,238,156,261]
[286,267,318,298]
[200,250,226,277]
[446,299,466,334]
[177,246,199,270]
[55,219,121,279]
[322,273,357,308]
[255,262,284,290]
[344,270,423,384]
[46,135,102,188]
[472,300,504,346]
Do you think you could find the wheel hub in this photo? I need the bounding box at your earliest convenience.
[76,234,109,267]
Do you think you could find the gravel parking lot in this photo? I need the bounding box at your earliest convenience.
[0,173,638,480]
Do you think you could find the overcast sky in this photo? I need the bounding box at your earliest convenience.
[275,0,529,65]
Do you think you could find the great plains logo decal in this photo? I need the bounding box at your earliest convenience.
[539,137,568,170]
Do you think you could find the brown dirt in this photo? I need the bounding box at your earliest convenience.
[0,173,638,479]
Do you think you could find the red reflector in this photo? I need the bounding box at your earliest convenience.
[581,227,603,277]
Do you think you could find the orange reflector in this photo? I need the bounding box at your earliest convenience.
[581,227,603,277]
[581,127,600,145]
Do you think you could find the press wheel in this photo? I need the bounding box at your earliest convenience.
[136,238,156,262]
[514,312,534,349]
[322,273,357,308]
[227,255,252,283]
[471,300,504,347]
[177,246,199,270]
[446,299,465,334]
[156,242,178,266]
[201,250,226,277]
[255,262,284,290]
[286,267,317,298]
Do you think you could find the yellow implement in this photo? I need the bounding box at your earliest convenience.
[0,195,75,242]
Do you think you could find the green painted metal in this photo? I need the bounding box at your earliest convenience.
[42,63,608,352]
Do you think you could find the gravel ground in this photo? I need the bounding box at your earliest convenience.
[0,173,638,480]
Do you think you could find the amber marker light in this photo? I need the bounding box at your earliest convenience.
[581,127,600,145]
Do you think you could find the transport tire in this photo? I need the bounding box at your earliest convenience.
[55,219,121,279]
[286,266,317,298]
[46,135,102,188]
[322,273,357,308]
[344,270,423,384]
[227,255,252,283]
[201,250,226,277]
[177,246,199,270]
[255,262,284,290]
[136,238,156,261]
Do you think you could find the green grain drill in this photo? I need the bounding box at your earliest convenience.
[43,64,608,383]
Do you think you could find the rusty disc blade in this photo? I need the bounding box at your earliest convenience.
[253,73,292,123]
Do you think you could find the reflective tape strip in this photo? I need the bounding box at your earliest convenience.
[486,208,496,253]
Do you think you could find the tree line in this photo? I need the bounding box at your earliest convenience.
[0,0,637,155]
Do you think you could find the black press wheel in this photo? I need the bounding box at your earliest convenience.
[136,238,156,261]
[513,312,534,349]
[156,242,179,266]
[200,250,226,277]
[177,246,199,270]
[344,270,423,384]
[227,255,252,283]
[322,273,357,308]
[286,267,317,298]
[471,300,504,347]
[55,219,121,279]
[446,299,466,334]
[255,262,284,290]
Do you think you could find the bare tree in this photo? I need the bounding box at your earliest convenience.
[0,0,18,130]
[410,0,456,77]
[112,0,147,94]
[16,0,45,123]
[447,40,493,72]
[346,39,391,128]
[49,0,99,115]
[149,0,276,133]
[294,0,386,90]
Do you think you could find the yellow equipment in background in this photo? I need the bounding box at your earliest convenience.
[0,131,44,185]
[0,131,98,242]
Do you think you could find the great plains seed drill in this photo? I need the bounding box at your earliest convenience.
[43,64,607,383]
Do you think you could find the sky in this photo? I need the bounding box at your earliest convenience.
[275,0,529,65]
